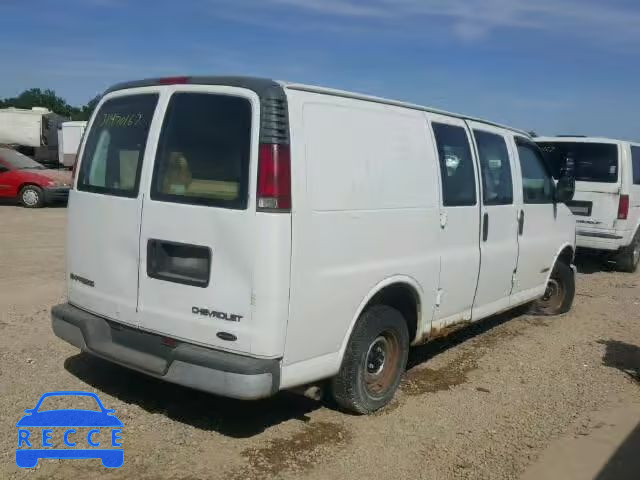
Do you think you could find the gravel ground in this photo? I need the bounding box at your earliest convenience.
[1,205,639,479]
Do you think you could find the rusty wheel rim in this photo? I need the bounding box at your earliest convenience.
[364,331,400,397]
[540,277,565,312]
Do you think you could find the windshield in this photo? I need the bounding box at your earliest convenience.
[0,148,45,170]
[537,141,619,183]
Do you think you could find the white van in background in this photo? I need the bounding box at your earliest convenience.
[52,77,576,414]
[536,137,640,272]
[58,121,87,167]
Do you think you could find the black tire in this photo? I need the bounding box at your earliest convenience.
[534,260,575,315]
[331,305,409,414]
[19,185,44,208]
[615,232,640,273]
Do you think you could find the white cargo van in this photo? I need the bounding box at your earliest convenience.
[536,137,640,272]
[52,77,576,413]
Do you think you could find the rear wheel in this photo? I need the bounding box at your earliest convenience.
[534,260,575,315]
[331,305,409,414]
[616,232,640,273]
[19,185,44,208]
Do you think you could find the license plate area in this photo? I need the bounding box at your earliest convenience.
[566,200,592,216]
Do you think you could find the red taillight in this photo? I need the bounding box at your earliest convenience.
[618,195,629,220]
[257,143,291,211]
[158,76,189,85]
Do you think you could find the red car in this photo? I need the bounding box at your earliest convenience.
[0,147,71,207]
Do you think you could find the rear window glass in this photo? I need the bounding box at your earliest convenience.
[77,94,158,197]
[537,142,619,183]
[151,93,252,209]
[632,146,640,185]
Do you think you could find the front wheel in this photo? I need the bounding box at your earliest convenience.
[534,260,575,315]
[616,233,640,273]
[19,185,44,208]
[331,305,409,414]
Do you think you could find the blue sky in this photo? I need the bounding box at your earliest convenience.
[1,0,639,140]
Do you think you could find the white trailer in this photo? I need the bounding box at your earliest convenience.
[0,107,65,165]
[58,121,87,167]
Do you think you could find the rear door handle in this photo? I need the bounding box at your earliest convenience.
[518,210,525,235]
[482,212,489,242]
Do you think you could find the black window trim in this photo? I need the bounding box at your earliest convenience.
[76,93,160,199]
[149,92,253,210]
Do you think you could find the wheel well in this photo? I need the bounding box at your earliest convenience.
[557,246,575,267]
[18,183,42,193]
[367,283,419,342]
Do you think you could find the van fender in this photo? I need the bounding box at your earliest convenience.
[336,275,425,364]
[546,242,576,285]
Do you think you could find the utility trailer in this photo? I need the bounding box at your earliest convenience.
[0,107,65,166]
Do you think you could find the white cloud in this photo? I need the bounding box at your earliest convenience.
[206,0,640,43]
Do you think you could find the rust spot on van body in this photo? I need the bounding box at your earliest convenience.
[404,314,529,396]
[428,320,472,341]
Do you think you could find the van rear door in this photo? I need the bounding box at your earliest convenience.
[538,141,621,229]
[69,91,160,325]
[136,86,259,354]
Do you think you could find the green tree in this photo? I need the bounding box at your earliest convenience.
[71,94,101,121]
[4,88,74,117]
[1,88,102,121]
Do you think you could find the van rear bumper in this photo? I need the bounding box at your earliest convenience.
[51,303,280,400]
[576,229,631,251]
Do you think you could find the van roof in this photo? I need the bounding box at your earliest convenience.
[282,82,531,137]
[535,136,640,147]
[104,75,531,138]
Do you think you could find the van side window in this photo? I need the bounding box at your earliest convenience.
[432,123,476,207]
[474,130,513,205]
[77,94,158,197]
[151,93,252,210]
[516,139,554,204]
[632,146,640,185]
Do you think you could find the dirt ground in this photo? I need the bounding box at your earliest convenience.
[1,205,639,480]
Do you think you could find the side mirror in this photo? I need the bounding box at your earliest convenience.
[555,175,575,204]
[0,165,8,173]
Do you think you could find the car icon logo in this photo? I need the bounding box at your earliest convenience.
[15,391,123,468]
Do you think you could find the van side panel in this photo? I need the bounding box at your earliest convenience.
[618,143,640,241]
[629,144,640,240]
[283,89,440,383]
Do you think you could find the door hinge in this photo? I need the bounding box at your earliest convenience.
[435,289,443,307]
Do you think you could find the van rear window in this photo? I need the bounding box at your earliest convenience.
[77,94,158,197]
[151,93,252,209]
[537,142,619,183]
